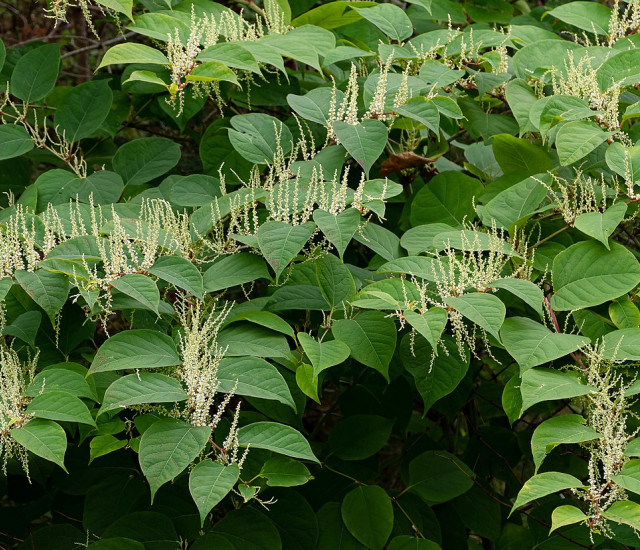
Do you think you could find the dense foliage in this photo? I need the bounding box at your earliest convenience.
[6,0,640,547]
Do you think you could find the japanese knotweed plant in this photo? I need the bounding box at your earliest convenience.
[6,0,640,548]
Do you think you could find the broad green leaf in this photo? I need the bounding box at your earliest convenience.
[410,171,482,227]
[15,270,69,324]
[79,171,124,204]
[341,485,393,550]
[550,505,587,533]
[139,419,210,501]
[257,221,316,282]
[332,311,397,381]
[99,373,187,415]
[111,274,159,314]
[10,43,60,102]
[329,415,393,460]
[189,461,239,526]
[122,70,168,88]
[601,328,640,360]
[316,254,356,308]
[0,125,33,160]
[574,202,627,249]
[27,368,94,400]
[547,2,611,35]
[217,324,290,359]
[95,0,133,18]
[210,507,282,549]
[259,456,312,487]
[237,422,318,462]
[196,42,260,73]
[501,317,589,371]
[89,329,180,374]
[98,43,169,69]
[3,310,41,348]
[395,97,440,134]
[11,419,67,471]
[490,278,544,317]
[611,459,640,495]
[187,62,239,85]
[520,368,595,413]
[609,296,640,329]
[511,472,585,514]
[292,1,376,29]
[535,95,595,139]
[531,414,600,472]
[492,134,554,175]
[149,256,204,299]
[353,4,413,41]
[89,435,128,463]
[605,142,640,183]
[203,252,270,292]
[296,363,319,403]
[298,333,351,377]
[597,49,640,90]
[377,256,439,281]
[259,24,335,72]
[551,241,640,311]
[403,308,448,353]
[556,121,611,166]
[228,113,293,164]
[216,356,295,408]
[333,120,388,178]
[225,310,294,338]
[54,80,112,142]
[112,137,181,186]
[602,501,640,530]
[27,391,95,426]
[354,222,403,261]
[408,450,474,504]
[505,78,538,134]
[287,88,344,125]
[445,293,505,340]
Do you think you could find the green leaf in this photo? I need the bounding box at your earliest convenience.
[98,43,169,69]
[203,252,270,292]
[551,241,640,311]
[603,500,640,530]
[95,0,133,18]
[410,171,483,226]
[298,333,350,377]
[196,42,260,73]
[237,422,318,462]
[288,88,344,125]
[403,308,448,353]
[259,455,312,487]
[139,419,210,501]
[257,221,316,282]
[0,125,33,160]
[597,49,640,90]
[87,538,145,550]
[89,329,180,374]
[292,1,376,29]
[501,317,589,371]
[15,270,69,324]
[316,254,356,308]
[395,97,440,134]
[329,414,393,460]
[408,450,473,504]
[122,70,168,88]
[217,356,295,408]
[332,311,397,381]
[89,435,128,463]
[10,43,60,102]
[444,292,505,340]
[511,472,585,514]
[492,134,555,175]
[187,62,239,85]
[27,391,95,426]
[601,328,640,360]
[341,485,393,550]
[611,459,640,495]
[401,334,469,412]
[228,113,293,164]
[520,368,595,414]
[354,222,403,261]
[574,202,627,249]
[333,120,388,178]
[610,296,640,329]
[189,461,239,526]
[352,4,413,41]
[53,80,113,142]
[226,310,294,338]
[210,507,282,549]
[490,278,544,317]
[295,363,319,403]
[99,373,187,415]
[149,256,203,299]
[556,121,611,166]
[217,324,290,359]
[550,505,587,533]
[27,368,95,400]
[11,419,67,471]
[531,414,600,472]
[547,2,611,34]
[112,137,181,186]
[3,310,41,348]
[111,274,159,314]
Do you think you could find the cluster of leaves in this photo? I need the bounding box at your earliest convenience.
[7,0,640,548]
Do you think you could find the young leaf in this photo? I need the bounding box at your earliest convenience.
[602,500,640,530]
[403,308,448,353]
[139,419,210,501]
[259,456,312,487]
[510,472,585,515]
[98,43,169,69]
[573,202,627,249]
[298,333,350,377]
[550,505,587,533]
